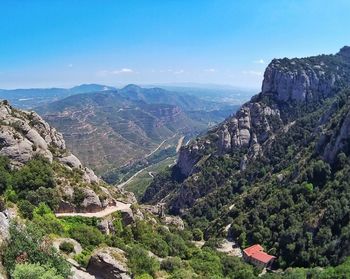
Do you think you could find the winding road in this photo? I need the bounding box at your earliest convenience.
[55,201,131,218]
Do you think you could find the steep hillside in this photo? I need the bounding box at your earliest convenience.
[36,85,237,176]
[143,46,350,268]
[0,100,131,214]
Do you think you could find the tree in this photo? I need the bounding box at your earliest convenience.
[12,263,64,279]
[59,241,75,254]
[12,157,55,192]
[4,222,70,277]
[193,228,203,241]
[127,245,160,276]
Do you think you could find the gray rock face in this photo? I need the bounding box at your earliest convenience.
[0,101,99,185]
[0,208,16,247]
[0,212,10,245]
[178,101,281,177]
[81,189,103,213]
[323,110,350,163]
[177,47,350,179]
[59,154,82,169]
[262,50,350,103]
[87,248,131,279]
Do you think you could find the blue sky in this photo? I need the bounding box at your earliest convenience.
[0,0,349,89]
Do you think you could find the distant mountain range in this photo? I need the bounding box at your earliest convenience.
[0,84,115,109]
[35,84,239,176]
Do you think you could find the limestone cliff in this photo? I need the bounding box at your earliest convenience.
[176,46,350,178]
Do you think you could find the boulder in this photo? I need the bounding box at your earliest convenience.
[59,154,82,169]
[81,189,102,213]
[87,247,131,279]
[0,212,10,245]
[163,215,184,230]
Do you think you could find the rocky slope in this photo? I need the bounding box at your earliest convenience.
[0,100,131,213]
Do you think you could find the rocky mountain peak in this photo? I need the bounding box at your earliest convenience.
[176,47,350,178]
[261,49,350,103]
[337,45,350,59]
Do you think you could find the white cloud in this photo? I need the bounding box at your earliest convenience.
[97,68,135,77]
[253,59,265,64]
[242,70,263,76]
[174,69,184,74]
[112,68,134,74]
[204,68,216,72]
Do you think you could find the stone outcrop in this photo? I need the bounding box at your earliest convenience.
[0,208,16,246]
[177,101,281,177]
[0,101,99,184]
[262,48,350,103]
[176,47,350,179]
[322,109,350,163]
[87,247,131,279]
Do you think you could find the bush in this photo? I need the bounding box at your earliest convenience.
[149,237,169,258]
[160,257,183,272]
[135,274,153,279]
[32,203,64,235]
[192,228,203,241]
[59,241,75,254]
[74,249,92,268]
[69,224,104,248]
[18,200,35,219]
[11,263,64,279]
[3,222,70,277]
[12,157,55,191]
[127,245,160,276]
[0,197,5,212]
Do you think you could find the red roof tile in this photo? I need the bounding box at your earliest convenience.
[243,244,276,264]
[251,251,276,264]
[243,244,264,257]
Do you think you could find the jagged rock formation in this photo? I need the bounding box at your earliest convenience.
[176,47,350,179]
[0,101,97,182]
[0,100,133,213]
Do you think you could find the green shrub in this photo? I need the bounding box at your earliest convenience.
[69,224,104,248]
[135,274,153,279]
[160,257,183,272]
[11,263,64,279]
[74,249,92,268]
[32,203,64,235]
[17,200,35,219]
[127,245,160,276]
[3,222,70,277]
[12,157,55,191]
[192,228,203,241]
[59,241,75,254]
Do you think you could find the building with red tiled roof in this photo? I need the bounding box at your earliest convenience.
[243,244,276,269]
